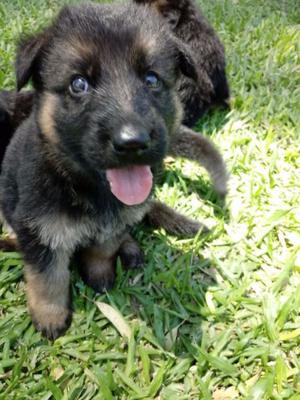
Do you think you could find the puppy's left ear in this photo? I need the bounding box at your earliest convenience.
[15,30,50,91]
[174,39,198,82]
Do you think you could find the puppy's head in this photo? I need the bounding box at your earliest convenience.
[16,3,198,206]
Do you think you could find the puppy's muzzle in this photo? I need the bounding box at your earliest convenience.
[113,125,151,153]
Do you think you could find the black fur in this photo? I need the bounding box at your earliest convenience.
[0,2,198,339]
[0,91,34,171]
[0,0,230,154]
[134,0,230,126]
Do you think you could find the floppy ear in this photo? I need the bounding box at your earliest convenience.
[15,31,49,91]
[174,39,199,82]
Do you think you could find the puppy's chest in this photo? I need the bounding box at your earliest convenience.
[34,204,149,252]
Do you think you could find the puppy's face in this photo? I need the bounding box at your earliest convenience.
[16,3,197,206]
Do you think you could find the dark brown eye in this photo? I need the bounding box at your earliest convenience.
[69,76,89,95]
[145,72,161,90]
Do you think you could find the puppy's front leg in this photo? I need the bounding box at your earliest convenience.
[79,234,145,292]
[118,233,144,270]
[78,239,122,293]
[24,249,71,340]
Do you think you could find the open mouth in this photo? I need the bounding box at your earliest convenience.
[106,165,153,206]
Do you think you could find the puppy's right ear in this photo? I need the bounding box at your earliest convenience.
[16,31,49,91]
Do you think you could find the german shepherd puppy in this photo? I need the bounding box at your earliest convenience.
[133,0,230,126]
[0,2,211,339]
[0,0,229,188]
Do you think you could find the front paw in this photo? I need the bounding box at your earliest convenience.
[30,304,72,340]
[80,265,116,293]
[119,242,144,270]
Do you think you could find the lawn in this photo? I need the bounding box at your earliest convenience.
[0,0,299,399]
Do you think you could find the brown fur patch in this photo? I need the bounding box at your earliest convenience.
[0,237,18,251]
[137,0,168,10]
[153,0,170,14]
[78,239,123,292]
[135,33,157,60]
[67,38,99,78]
[25,260,71,339]
[153,0,168,5]
[68,38,95,61]
[38,92,59,143]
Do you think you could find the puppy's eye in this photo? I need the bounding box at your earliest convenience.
[69,76,89,95]
[145,72,161,90]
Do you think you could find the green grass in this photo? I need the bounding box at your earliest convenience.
[0,0,299,398]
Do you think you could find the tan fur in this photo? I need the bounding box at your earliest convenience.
[79,232,146,289]
[0,237,18,251]
[0,216,18,250]
[151,0,168,12]
[134,0,168,13]
[136,32,158,56]
[38,92,59,143]
[25,252,71,338]
[68,38,94,60]
[80,246,115,275]
[32,203,150,252]
[78,238,123,292]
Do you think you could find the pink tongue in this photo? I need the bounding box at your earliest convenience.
[106,166,153,206]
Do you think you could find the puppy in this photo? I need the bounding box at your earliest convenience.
[0,2,205,339]
[0,0,230,181]
[133,0,230,126]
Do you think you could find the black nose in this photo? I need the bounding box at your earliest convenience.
[113,126,151,152]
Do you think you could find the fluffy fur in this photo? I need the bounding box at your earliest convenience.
[0,0,230,157]
[0,1,229,340]
[133,0,230,126]
[0,2,203,339]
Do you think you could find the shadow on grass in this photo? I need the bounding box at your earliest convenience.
[74,227,217,356]
[159,164,230,222]
[195,107,230,136]
[158,106,230,221]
